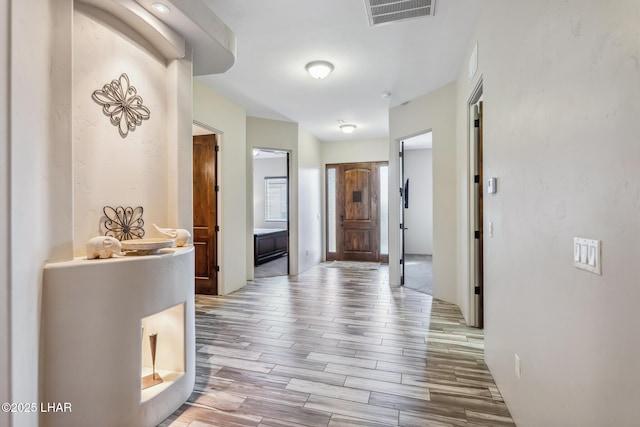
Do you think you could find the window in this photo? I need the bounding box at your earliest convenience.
[265,177,287,222]
[379,165,388,255]
[326,167,337,253]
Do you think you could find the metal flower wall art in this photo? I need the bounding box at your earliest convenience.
[91,73,150,138]
[103,206,145,240]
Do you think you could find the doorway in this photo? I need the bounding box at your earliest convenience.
[192,131,219,295]
[399,132,434,295]
[468,82,484,327]
[326,161,388,263]
[252,149,290,278]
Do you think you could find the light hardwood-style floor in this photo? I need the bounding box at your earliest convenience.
[160,262,514,427]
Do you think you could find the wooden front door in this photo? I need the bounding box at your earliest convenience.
[193,134,218,295]
[336,162,382,262]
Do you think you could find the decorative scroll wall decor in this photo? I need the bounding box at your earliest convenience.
[103,206,145,240]
[91,73,151,138]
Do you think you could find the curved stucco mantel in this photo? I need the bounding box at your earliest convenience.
[42,247,195,427]
[76,0,236,75]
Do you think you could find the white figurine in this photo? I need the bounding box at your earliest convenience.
[153,224,191,247]
[86,236,122,259]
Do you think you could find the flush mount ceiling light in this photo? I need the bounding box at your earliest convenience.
[152,2,171,14]
[305,61,334,79]
[339,124,357,134]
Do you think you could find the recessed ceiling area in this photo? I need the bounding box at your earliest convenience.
[198,0,481,142]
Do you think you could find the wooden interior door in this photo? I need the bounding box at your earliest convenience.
[193,134,218,295]
[337,162,381,262]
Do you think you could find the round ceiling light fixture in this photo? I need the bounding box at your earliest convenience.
[339,124,357,134]
[152,2,171,14]
[305,60,334,80]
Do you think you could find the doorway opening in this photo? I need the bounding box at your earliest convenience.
[399,132,433,295]
[326,161,388,263]
[468,81,484,327]
[252,148,290,278]
[192,123,220,295]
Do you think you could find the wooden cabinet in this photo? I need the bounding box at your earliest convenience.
[254,229,288,265]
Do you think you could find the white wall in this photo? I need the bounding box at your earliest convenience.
[403,149,433,254]
[253,157,288,230]
[389,83,458,304]
[322,137,389,165]
[0,1,10,425]
[246,117,300,278]
[193,79,247,295]
[73,9,169,255]
[166,55,194,232]
[456,2,640,425]
[298,128,322,273]
[8,1,74,425]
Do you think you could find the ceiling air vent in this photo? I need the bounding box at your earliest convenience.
[364,0,436,27]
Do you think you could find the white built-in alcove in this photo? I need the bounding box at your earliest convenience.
[42,1,235,426]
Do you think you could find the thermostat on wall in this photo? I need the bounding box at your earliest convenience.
[487,177,497,194]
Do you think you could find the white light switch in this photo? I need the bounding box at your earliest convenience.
[580,244,588,263]
[574,237,601,275]
[488,221,493,237]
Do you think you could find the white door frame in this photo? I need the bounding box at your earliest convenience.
[467,79,484,327]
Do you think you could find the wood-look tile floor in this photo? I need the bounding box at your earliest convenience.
[159,262,514,427]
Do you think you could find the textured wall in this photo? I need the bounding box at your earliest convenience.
[193,79,247,295]
[253,157,288,230]
[456,1,640,425]
[245,117,299,278]
[0,1,9,425]
[389,83,458,303]
[297,128,322,273]
[73,9,169,255]
[403,148,433,255]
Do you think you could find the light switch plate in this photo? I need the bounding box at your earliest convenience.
[574,237,601,275]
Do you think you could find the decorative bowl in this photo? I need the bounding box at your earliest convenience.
[120,238,175,255]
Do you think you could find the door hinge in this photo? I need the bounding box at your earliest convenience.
[474,286,481,295]
[215,185,220,192]
[400,259,403,265]
[215,225,220,232]
[214,145,220,152]
[215,265,220,272]
[474,174,480,183]
[474,230,480,239]
[400,223,404,230]
[399,151,403,158]
[474,119,480,128]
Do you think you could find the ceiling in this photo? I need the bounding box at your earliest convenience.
[196,0,481,142]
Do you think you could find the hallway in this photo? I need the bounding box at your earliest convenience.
[161,262,513,426]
